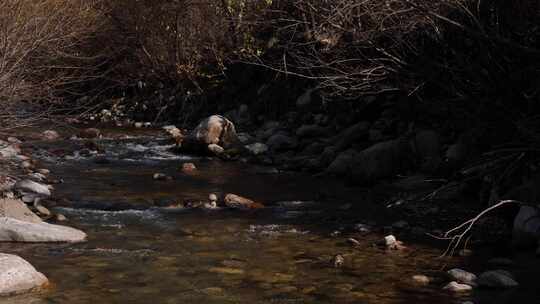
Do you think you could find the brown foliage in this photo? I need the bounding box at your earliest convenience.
[0,0,109,106]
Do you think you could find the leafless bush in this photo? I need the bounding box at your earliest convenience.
[0,0,110,127]
[240,0,540,103]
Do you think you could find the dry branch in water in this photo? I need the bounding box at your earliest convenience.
[430,200,534,257]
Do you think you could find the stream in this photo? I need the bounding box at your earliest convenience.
[0,129,483,303]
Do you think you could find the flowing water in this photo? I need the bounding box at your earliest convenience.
[0,130,509,303]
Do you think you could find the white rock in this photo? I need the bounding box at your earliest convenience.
[448,268,477,286]
[443,281,473,292]
[190,115,239,148]
[7,137,21,144]
[412,275,430,285]
[0,253,48,295]
[209,193,218,202]
[208,144,224,155]
[34,204,51,217]
[0,145,21,158]
[245,143,268,155]
[36,169,49,175]
[0,217,86,243]
[14,180,51,197]
[477,270,518,288]
[384,235,397,246]
[28,173,46,182]
[41,130,60,141]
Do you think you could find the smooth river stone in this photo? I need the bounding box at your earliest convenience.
[0,253,48,295]
[0,217,86,243]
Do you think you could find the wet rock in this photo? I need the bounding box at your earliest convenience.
[381,234,406,250]
[21,195,36,204]
[412,275,431,285]
[209,267,245,275]
[153,173,171,181]
[0,217,86,242]
[163,125,184,144]
[245,143,268,155]
[447,269,477,286]
[267,133,297,152]
[0,198,42,223]
[181,162,197,173]
[55,213,67,222]
[34,203,51,217]
[41,130,60,141]
[78,128,101,139]
[0,253,48,295]
[134,122,144,128]
[354,223,372,233]
[14,180,51,197]
[443,281,473,292]
[333,254,344,268]
[187,115,239,149]
[477,270,518,288]
[203,201,218,209]
[512,206,540,248]
[224,194,264,210]
[347,238,360,246]
[207,144,224,155]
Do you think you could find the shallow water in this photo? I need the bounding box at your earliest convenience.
[0,132,480,303]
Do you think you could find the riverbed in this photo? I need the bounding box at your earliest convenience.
[0,127,521,303]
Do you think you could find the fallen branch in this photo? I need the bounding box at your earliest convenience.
[434,199,534,257]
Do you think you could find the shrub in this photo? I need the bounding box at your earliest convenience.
[0,0,108,111]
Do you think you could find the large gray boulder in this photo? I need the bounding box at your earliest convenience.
[0,199,42,224]
[477,270,518,288]
[267,133,297,152]
[334,122,370,152]
[447,268,477,286]
[512,206,540,248]
[187,115,239,149]
[326,149,358,175]
[0,253,48,295]
[348,139,413,182]
[0,217,86,243]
